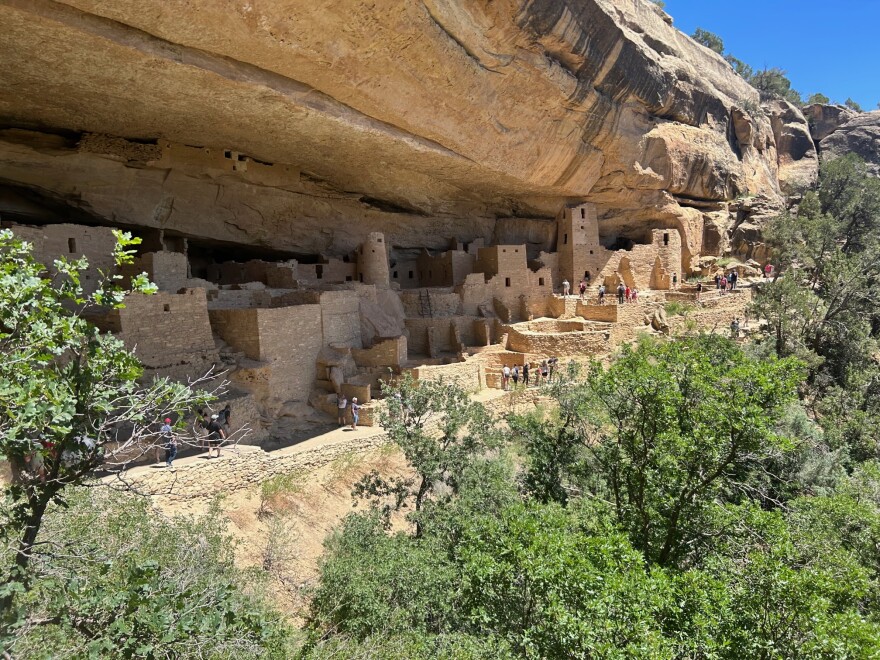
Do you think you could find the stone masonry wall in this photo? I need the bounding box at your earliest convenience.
[114,289,218,370]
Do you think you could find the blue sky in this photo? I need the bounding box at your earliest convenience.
[664,0,879,109]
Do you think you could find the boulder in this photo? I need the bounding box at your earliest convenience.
[819,111,880,177]
[804,103,858,142]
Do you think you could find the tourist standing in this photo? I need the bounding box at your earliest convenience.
[764,263,773,279]
[695,281,703,302]
[548,357,557,383]
[205,414,226,459]
[720,275,727,294]
[631,287,638,302]
[625,285,631,303]
[617,282,625,304]
[502,364,511,391]
[512,365,520,388]
[218,403,232,433]
[162,417,177,467]
[523,362,530,387]
[598,284,606,305]
[562,279,570,298]
[672,273,678,289]
[714,273,721,289]
[337,392,348,427]
[541,360,549,384]
[579,279,587,300]
[730,317,740,338]
[350,397,360,430]
[730,270,738,290]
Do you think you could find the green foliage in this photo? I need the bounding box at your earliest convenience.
[845,97,864,112]
[808,92,831,105]
[7,488,291,659]
[725,54,754,80]
[749,67,803,104]
[663,300,695,316]
[691,28,724,54]
[0,231,212,646]
[372,374,499,534]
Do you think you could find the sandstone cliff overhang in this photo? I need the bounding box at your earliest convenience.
[0,0,813,253]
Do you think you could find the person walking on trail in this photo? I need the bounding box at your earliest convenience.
[578,279,587,300]
[156,417,173,464]
[541,359,549,384]
[598,284,606,305]
[337,392,348,427]
[617,282,625,305]
[730,317,741,339]
[730,270,738,290]
[720,275,727,294]
[624,285,631,303]
[672,273,678,289]
[161,417,177,467]
[523,362,530,387]
[562,279,570,298]
[350,397,360,430]
[548,357,557,383]
[502,364,511,391]
[512,365,520,388]
[714,273,721,289]
[764,263,773,279]
[205,413,226,459]
[631,287,638,303]
[695,280,703,302]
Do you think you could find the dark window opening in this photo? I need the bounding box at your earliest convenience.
[345,275,353,282]
[502,248,506,253]
[539,277,545,286]
[237,154,246,162]
[505,277,511,287]
[224,150,232,159]
[316,265,323,279]
[584,271,590,279]
[68,238,76,253]
[581,225,584,230]
[163,304,171,312]
[377,237,383,243]
[580,208,586,219]
[429,270,432,278]
[563,234,568,245]
[393,270,398,278]
[359,273,364,282]
[590,250,594,255]
[342,255,350,263]
[408,270,414,279]
[663,232,669,246]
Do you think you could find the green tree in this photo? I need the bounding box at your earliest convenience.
[0,231,214,643]
[749,67,802,104]
[580,336,802,566]
[9,488,290,658]
[691,28,724,54]
[725,54,754,80]
[845,97,864,112]
[371,374,498,536]
[808,92,831,105]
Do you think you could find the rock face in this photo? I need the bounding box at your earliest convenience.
[0,0,815,262]
[818,110,880,176]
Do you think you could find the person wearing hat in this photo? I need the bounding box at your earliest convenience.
[161,417,178,467]
[205,413,227,458]
[158,417,174,465]
[350,397,360,431]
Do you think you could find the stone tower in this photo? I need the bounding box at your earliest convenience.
[556,203,607,285]
[357,232,390,287]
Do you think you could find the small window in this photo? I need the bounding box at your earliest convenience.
[514,248,519,253]
[345,275,353,282]
[68,238,76,253]
[563,234,568,245]
[505,278,511,287]
[316,265,323,279]
[584,271,590,279]
[589,250,594,255]
[409,270,414,279]
[580,208,585,219]
[581,225,584,230]
[377,237,383,243]
[539,277,545,286]
[224,150,232,159]
[163,304,170,312]
[237,153,246,162]
[359,273,364,282]
[502,248,506,253]
[393,270,398,278]
[663,233,669,246]
[371,249,375,253]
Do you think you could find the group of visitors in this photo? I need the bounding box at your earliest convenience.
[336,393,360,430]
[156,403,233,467]
[501,357,559,390]
[714,270,738,293]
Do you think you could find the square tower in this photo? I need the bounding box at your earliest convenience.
[556,203,608,286]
